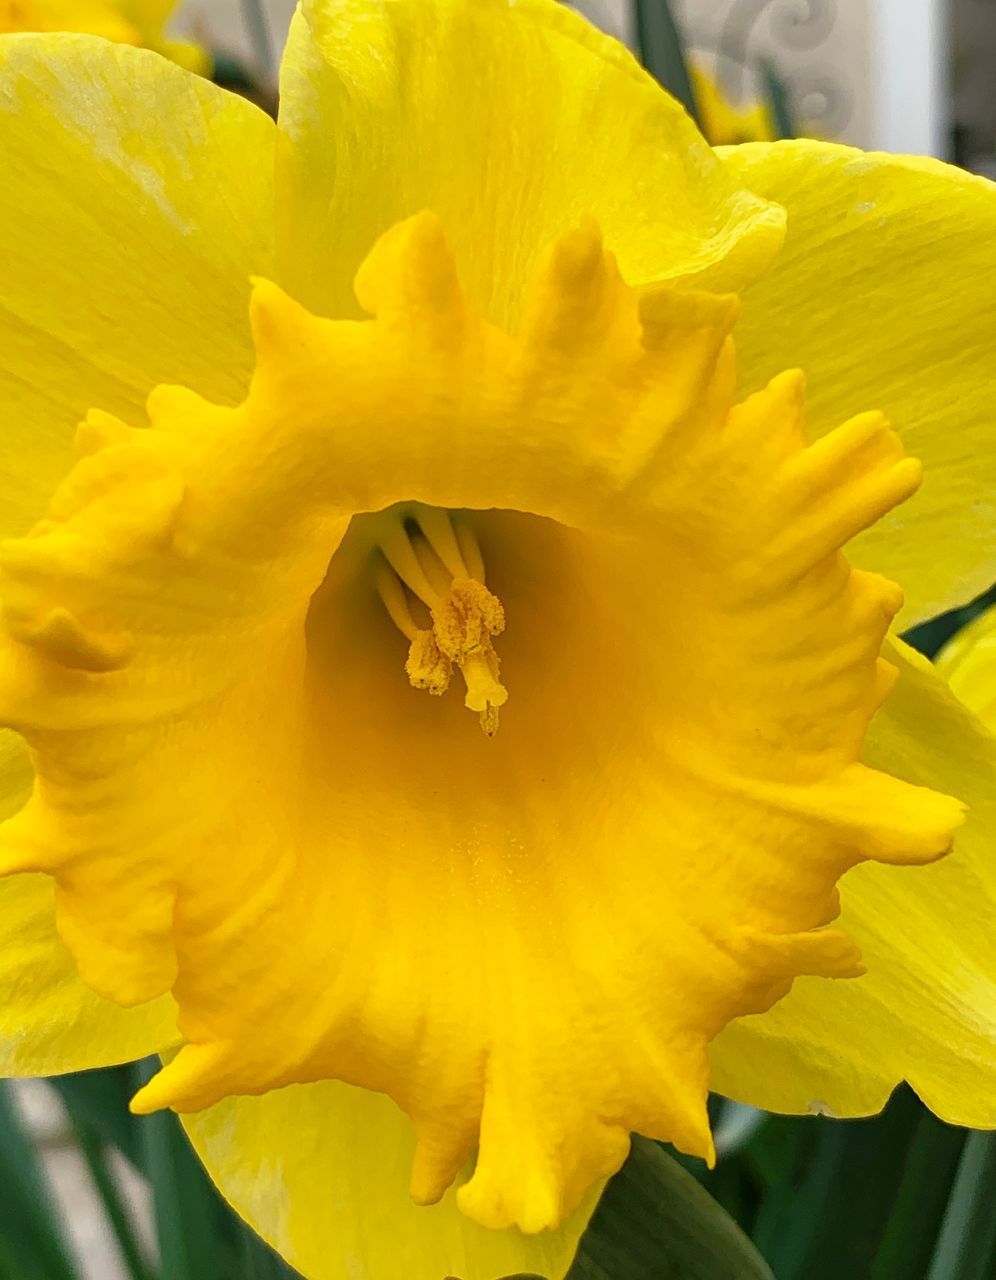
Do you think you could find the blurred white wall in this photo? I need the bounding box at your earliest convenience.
[871,0,945,156]
[665,0,870,148]
[175,0,295,77]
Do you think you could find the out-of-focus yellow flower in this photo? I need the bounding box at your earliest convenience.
[692,64,775,145]
[119,0,209,73]
[0,0,140,41]
[0,2,995,1278]
[0,0,209,72]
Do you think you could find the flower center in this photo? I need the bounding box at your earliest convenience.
[374,506,507,734]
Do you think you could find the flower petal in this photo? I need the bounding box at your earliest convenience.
[0,875,178,1075]
[275,0,784,325]
[711,638,996,1128]
[181,1083,596,1280]
[717,139,996,628]
[0,32,267,1076]
[935,603,996,723]
[0,33,274,547]
[716,140,993,629]
[0,729,176,1076]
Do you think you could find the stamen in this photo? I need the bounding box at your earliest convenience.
[378,522,442,607]
[410,530,456,598]
[412,507,470,580]
[432,578,505,662]
[375,510,508,734]
[374,559,419,641]
[454,521,487,584]
[405,630,452,696]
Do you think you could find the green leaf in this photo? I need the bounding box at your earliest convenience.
[50,1065,142,1166]
[758,58,796,141]
[714,1100,769,1159]
[751,1089,921,1279]
[211,52,256,91]
[240,0,274,80]
[905,582,996,660]
[567,1136,774,1279]
[926,1131,996,1280]
[0,1081,78,1280]
[129,1060,303,1280]
[131,1059,233,1280]
[872,1108,966,1279]
[633,0,700,125]
[68,1114,157,1280]
[236,1229,304,1279]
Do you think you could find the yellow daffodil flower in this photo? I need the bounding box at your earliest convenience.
[692,64,775,145]
[1,1,995,1276]
[0,0,141,41]
[124,0,210,74]
[0,0,209,72]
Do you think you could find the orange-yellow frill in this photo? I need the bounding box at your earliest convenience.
[0,212,961,1232]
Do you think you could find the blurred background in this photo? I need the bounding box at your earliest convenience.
[4,2,996,1279]
[172,0,996,169]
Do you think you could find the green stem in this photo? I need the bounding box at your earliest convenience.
[241,0,274,83]
[70,1118,157,1280]
[633,0,700,126]
[132,1060,228,1280]
[0,1083,78,1280]
[872,1110,966,1279]
[759,58,797,140]
[927,1132,996,1280]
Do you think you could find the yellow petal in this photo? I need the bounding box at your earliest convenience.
[181,1083,596,1280]
[711,638,996,1128]
[718,139,996,627]
[0,729,176,1076]
[0,34,269,1075]
[0,874,178,1075]
[275,0,785,325]
[935,603,996,724]
[0,217,959,1230]
[0,33,274,549]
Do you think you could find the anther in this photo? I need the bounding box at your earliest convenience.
[406,630,452,695]
[375,509,508,735]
